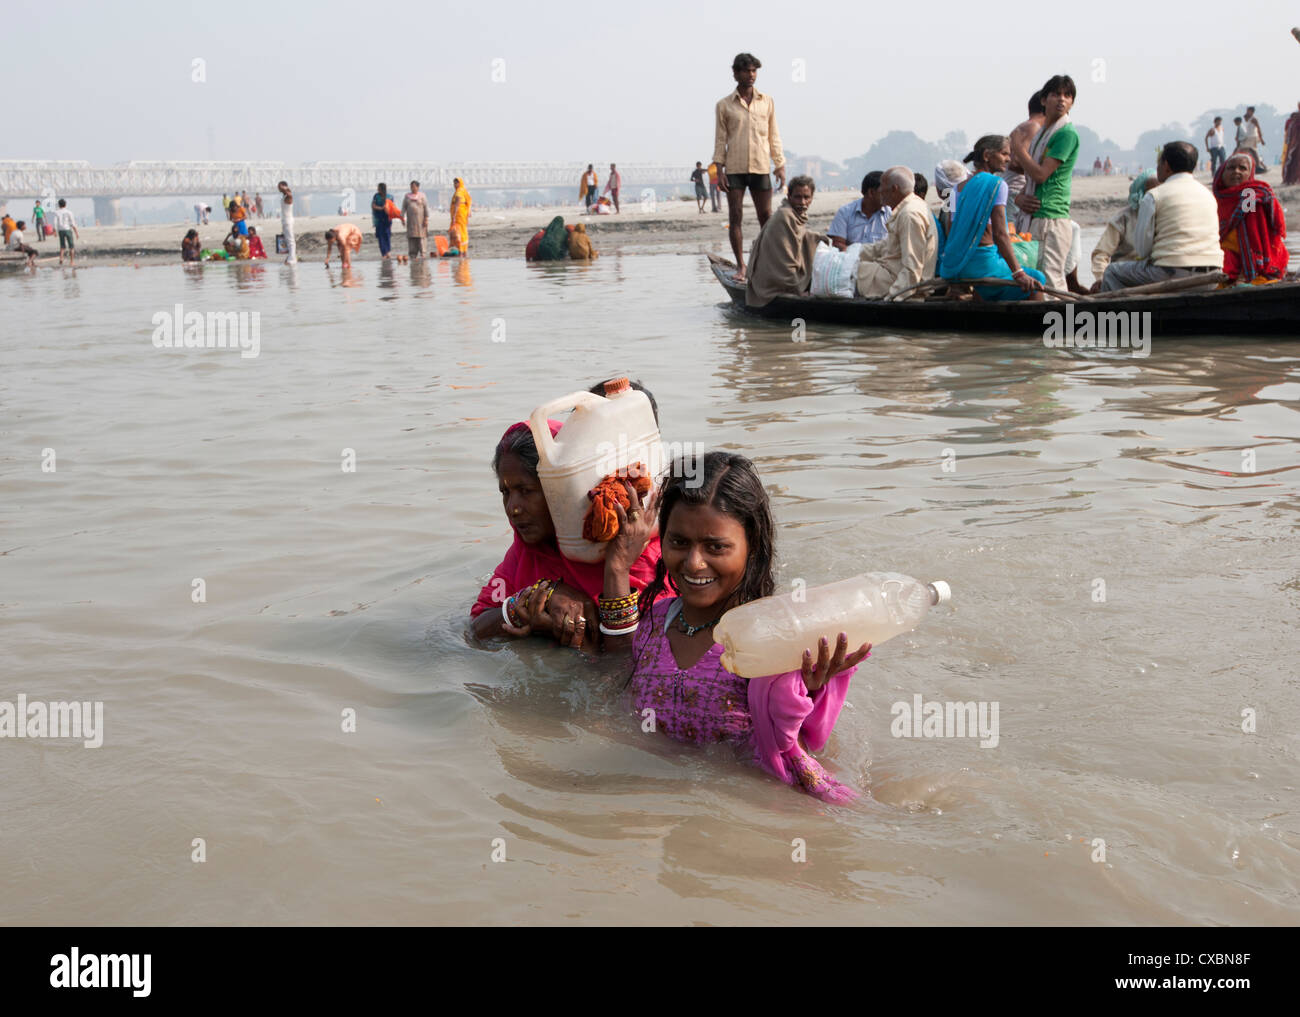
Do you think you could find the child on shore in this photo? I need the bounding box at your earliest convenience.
[598,451,870,802]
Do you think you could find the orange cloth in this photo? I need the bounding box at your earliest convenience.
[385,198,402,220]
[582,464,652,543]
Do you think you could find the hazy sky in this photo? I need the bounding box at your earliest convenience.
[8,0,1298,166]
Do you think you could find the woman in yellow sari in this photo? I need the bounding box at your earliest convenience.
[449,178,471,254]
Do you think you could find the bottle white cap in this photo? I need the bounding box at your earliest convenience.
[928,580,952,605]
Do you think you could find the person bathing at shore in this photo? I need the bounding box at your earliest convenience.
[247,226,267,259]
[855,166,938,299]
[324,222,363,268]
[744,175,826,308]
[1088,170,1159,292]
[53,199,78,266]
[939,135,1046,301]
[1212,151,1288,284]
[371,183,393,260]
[402,180,431,260]
[181,229,201,262]
[595,451,871,802]
[827,171,890,251]
[7,221,38,266]
[448,178,472,256]
[1101,142,1222,291]
[278,181,296,265]
[469,380,665,649]
[223,226,250,259]
[714,52,785,282]
[1010,74,1079,292]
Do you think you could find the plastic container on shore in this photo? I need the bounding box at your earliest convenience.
[529,378,663,563]
[714,572,952,678]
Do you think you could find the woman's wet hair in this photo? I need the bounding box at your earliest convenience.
[492,424,540,477]
[638,451,776,613]
[964,134,1007,169]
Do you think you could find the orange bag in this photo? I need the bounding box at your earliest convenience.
[386,199,401,220]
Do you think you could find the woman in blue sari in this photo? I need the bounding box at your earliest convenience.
[939,135,1046,301]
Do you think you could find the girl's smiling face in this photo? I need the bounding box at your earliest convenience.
[662,502,749,616]
[497,452,555,544]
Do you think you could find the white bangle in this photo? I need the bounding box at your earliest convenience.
[599,621,640,637]
[501,597,516,628]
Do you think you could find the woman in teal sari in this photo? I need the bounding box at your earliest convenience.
[939,135,1046,301]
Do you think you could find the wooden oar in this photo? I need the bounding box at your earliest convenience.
[1076,271,1228,300]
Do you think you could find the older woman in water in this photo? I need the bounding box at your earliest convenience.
[469,381,664,649]
[1213,150,1289,284]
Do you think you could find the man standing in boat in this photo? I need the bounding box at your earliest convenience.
[714,52,786,283]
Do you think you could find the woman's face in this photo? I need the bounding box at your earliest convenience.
[1222,157,1252,188]
[984,143,1011,174]
[662,502,750,616]
[497,453,555,544]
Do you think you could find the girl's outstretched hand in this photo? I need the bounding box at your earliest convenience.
[607,481,662,569]
[801,633,871,693]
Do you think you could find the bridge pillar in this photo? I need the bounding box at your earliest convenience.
[92,196,123,226]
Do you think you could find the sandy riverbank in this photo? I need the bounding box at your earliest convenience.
[4,172,1296,269]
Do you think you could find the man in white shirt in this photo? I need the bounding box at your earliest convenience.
[1242,106,1267,168]
[1204,117,1226,174]
[1101,142,1222,291]
[854,167,937,299]
[53,199,79,266]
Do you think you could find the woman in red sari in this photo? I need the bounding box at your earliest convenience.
[469,415,664,649]
[1213,151,1289,284]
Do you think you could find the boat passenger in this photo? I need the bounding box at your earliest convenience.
[938,135,1046,301]
[1088,171,1159,292]
[744,175,827,308]
[1212,151,1288,285]
[827,171,890,251]
[855,166,938,299]
[1100,142,1222,291]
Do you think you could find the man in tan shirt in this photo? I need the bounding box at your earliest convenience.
[713,52,785,281]
[855,167,937,299]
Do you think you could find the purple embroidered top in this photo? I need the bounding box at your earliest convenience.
[629,598,862,802]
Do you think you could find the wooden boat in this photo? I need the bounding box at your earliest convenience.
[707,254,1300,336]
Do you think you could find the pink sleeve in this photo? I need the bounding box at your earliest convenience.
[469,542,522,618]
[747,666,860,803]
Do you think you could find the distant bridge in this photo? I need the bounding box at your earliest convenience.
[0,161,692,223]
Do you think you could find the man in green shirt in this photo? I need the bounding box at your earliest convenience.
[32,200,46,242]
[1011,74,1078,292]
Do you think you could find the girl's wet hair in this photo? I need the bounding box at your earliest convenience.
[639,451,776,613]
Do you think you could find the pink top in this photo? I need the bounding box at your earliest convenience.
[630,598,861,802]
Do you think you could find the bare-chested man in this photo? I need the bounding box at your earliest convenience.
[1005,90,1046,233]
[713,52,786,282]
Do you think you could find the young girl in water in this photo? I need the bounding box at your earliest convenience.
[593,451,871,802]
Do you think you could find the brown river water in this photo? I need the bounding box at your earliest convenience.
[1,247,1298,925]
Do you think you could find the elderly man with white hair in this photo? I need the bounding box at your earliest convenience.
[855,166,938,299]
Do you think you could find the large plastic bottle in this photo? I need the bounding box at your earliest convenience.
[528,378,663,563]
[714,572,952,678]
